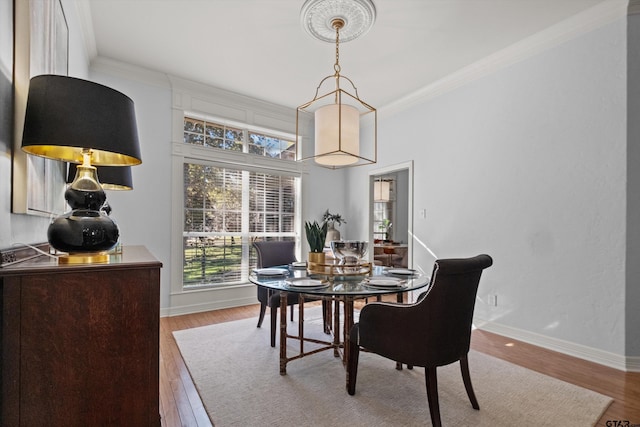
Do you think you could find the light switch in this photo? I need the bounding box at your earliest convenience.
[420,209,427,219]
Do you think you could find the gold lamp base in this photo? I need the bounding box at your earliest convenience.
[58,252,110,265]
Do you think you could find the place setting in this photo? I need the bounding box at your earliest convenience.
[362,276,407,289]
[253,267,290,277]
[384,267,418,277]
[284,277,330,290]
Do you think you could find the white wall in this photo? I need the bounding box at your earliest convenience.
[90,62,173,309]
[302,165,350,244]
[346,18,630,365]
[626,11,640,357]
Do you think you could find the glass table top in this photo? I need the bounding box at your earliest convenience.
[250,264,430,297]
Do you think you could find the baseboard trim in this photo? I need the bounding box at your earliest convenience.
[161,296,257,317]
[625,355,640,372]
[475,317,638,372]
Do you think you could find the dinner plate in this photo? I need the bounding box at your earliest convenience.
[386,268,417,276]
[285,278,329,289]
[253,268,288,276]
[290,261,307,269]
[364,278,405,289]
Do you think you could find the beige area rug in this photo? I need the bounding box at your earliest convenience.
[173,307,612,427]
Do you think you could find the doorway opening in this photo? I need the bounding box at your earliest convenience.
[369,161,413,268]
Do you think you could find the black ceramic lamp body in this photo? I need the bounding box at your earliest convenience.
[48,165,119,255]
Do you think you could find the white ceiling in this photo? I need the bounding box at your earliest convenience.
[81,0,612,110]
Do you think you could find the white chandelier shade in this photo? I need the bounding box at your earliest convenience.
[314,104,360,166]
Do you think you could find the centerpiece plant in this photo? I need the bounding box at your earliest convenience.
[305,220,328,264]
[322,210,346,246]
[322,210,346,227]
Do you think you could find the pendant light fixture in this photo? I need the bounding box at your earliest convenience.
[297,0,377,169]
[374,178,390,202]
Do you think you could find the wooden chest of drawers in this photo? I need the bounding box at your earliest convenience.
[0,246,162,426]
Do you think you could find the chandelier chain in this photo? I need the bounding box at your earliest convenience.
[334,21,341,75]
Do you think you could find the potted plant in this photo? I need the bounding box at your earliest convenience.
[322,210,346,246]
[305,220,328,264]
[378,219,392,242]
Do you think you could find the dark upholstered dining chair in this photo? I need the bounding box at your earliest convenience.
[346,254,493,427]
[253,240,329,347]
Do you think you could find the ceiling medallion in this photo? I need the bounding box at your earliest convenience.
[300,0,376,43]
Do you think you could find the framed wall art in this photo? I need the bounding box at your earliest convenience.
[0,0,13,156]
[12,0,68,216]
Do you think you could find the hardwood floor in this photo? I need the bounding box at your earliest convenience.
[159,303,640,427]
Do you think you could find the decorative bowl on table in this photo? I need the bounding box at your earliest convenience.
[330,240,368,266]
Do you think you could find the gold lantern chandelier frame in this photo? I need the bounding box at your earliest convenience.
[297,0,377,169]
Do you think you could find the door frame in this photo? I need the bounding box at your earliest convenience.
[368,161,414,267]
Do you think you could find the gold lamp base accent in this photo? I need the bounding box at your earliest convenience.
[58,252,110,265]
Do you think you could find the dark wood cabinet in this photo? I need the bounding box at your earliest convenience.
[0,246,162,426]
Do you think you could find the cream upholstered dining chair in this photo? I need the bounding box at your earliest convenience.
[346,254,493,427]
[253,240,329,347]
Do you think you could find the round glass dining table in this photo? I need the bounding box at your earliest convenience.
[250,264,430,375]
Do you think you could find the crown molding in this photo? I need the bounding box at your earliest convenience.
[90,57,171,88]
[380,0,629,118]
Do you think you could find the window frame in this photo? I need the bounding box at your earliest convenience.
[181,157,301,290]
[178,114,302,290]
[169,80,308,310]
[171,128,304,299]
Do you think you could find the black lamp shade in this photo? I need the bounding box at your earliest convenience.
[21,74,142,166]
[67,163,133,191]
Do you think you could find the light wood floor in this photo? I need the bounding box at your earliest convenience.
[159,302,640,427]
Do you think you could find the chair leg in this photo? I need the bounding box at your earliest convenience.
[460,354,480,410]
[290,304,294,321]
[425,367,441,427]
[346,338,360,395]
[257,302,267,328]
[270,306,278,348]
[322,300,332,334]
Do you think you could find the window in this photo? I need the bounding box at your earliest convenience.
[181,116,299,289]
[184,117,296,159]
[373,179,395,241]
[373,201,393,240]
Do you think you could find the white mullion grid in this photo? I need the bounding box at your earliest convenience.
[241,168,251,281]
